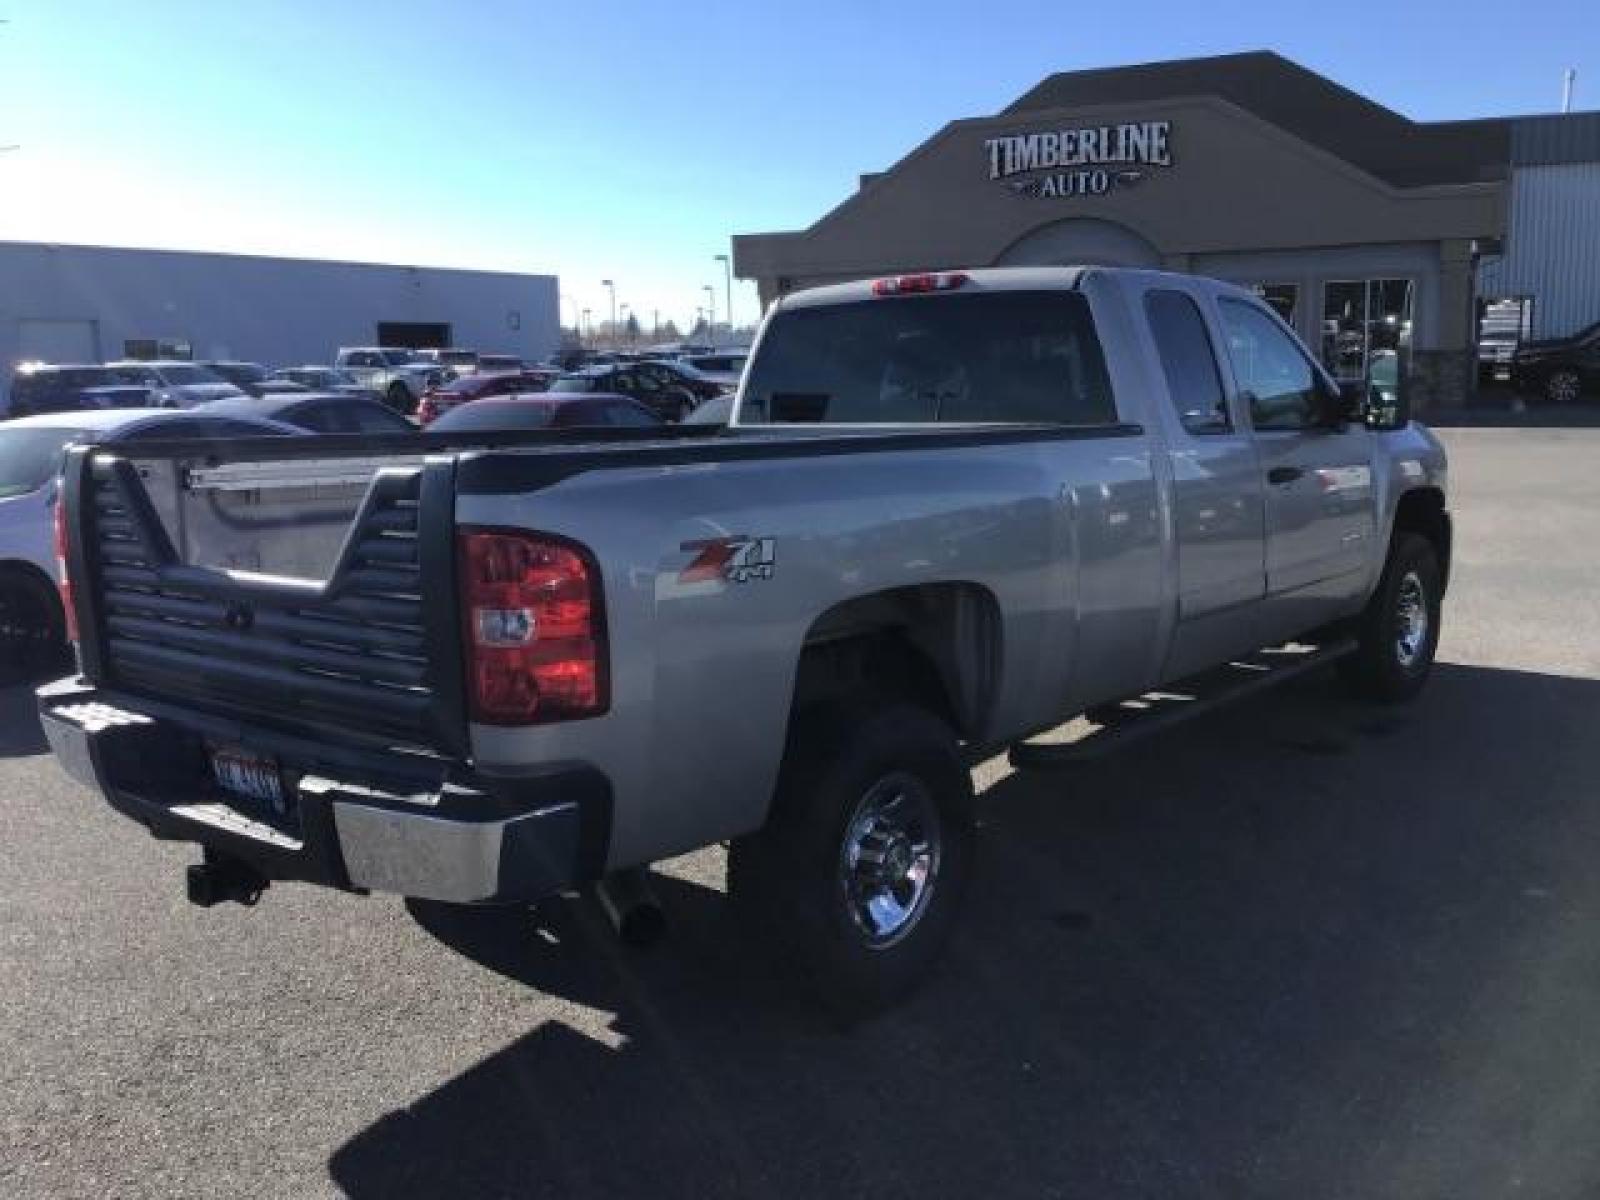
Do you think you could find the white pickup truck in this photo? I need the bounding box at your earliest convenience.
[40,267,1449,1016]
[333,347,448,413]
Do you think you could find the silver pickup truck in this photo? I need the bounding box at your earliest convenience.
[39,267,1449,1015]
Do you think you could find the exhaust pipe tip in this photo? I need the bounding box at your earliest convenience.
[593,867,666,949]
[186,853,267,908]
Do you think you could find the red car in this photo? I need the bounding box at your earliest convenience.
[415,369,557,426]
[426,393,663,432]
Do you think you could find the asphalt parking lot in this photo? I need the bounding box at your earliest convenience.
[3,422,1599,1199]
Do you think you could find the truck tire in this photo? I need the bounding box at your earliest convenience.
[728,702,974,1021]
[0,567,67,683]
[385,382,413,414]
[1341,532,1441,703]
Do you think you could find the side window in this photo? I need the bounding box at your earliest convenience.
[1217,299,1321,431]
[293,403,347,433]
[1144,290,1230,434]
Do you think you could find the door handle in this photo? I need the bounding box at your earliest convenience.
[1267,466,1304,485]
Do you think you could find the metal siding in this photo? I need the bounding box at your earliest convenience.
[1510,113,1600,166]
[0,242,560,390]
[1495,165,1600,338]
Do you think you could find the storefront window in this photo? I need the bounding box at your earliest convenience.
[1321,279,1413,388]
[1248,284,1299,327]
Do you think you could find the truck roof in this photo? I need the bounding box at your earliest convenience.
[773,265,1260,311]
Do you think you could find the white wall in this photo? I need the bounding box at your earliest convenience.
[0,241,559,387]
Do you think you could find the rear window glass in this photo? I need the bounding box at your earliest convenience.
[740,291,1116,425]
[548,376,600,394]
[431,403,557,431]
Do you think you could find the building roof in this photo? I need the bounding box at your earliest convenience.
[1004,51,1511,188]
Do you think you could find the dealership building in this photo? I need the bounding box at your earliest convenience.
[1,241,560,388]
[734,52,1600,410]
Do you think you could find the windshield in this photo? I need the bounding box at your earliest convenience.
[431,402,556,431]
[0,427,84,498]
[157,365,226,386]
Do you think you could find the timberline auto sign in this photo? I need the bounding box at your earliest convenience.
[985,120,1173,198]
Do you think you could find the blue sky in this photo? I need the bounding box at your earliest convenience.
[0,0,1591,333]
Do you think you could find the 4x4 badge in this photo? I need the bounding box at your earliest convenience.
[679,537,776,585]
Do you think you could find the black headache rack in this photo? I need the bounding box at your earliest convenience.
[61,440,473,757]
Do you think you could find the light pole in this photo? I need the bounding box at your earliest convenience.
[695,306,705,338]
[620,303,632,348]
[601,279,616,349]
[652,309,660,340]
[582,308,592,348]
[714,253,732,346]
[702,285,715,345]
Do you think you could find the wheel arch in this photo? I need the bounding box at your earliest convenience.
[1391,486,1452,590]
[790,582,1002,742]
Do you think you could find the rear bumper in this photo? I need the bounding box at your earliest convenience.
[37,676,610,905]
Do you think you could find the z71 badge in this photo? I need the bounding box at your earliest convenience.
[679,536,776,584]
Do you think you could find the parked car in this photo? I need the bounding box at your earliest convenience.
[475,353,526,373]
[198,361,309,398]
[1510,318,1600,404]
[39,267,1451,1019]
[415,369,558,426]
[417,348,481,375]
[4,363,162,417]
[202,392,417,435]
[107,360,247,408]
[333,347,449,413]
[428,393,663,432]
[638,359,733,402]
[548,364,698,421]
[0,408,299,675]
[678,351,748,387]
[268,366,375,397]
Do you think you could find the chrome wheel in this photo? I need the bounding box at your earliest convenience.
[839,771,941,948]
[1394,571,1428,668]
[1547,371,1581,405]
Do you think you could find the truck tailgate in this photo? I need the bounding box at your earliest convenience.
[64,444,466,754]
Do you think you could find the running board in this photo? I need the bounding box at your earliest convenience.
[1008,637,1357,771]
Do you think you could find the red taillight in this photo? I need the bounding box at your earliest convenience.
[52,497,79,644]
[417,394,439,425]
[458,529,606,724]
[871,271,969,296]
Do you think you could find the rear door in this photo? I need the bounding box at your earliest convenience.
[1138,285,1266,678]
[1214,297,1377,642]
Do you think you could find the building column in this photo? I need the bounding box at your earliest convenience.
[1410,239,1477,412]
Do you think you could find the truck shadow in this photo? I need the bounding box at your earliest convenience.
[331,662,1600,1200]
[0,682,49,758]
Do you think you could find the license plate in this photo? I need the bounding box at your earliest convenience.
[210,746,286,811]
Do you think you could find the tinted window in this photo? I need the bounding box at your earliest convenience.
[285,401,344,433]
[157,365,224,386]
[1145,290,1230,434]
[120,418,289,441]
[430,403,556,432]
[1217,299,1321,431]
[347,403,413,434]
[0,427,85,497]
[548,376,598,394]
[741,291,1116,425]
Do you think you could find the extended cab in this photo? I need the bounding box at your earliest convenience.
[39,268,1450,1015]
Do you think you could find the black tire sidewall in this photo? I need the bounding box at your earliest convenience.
[731,703,974,1018]
[1354,533,1441,701]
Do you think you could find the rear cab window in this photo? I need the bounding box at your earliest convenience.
[740,290,1116,425]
